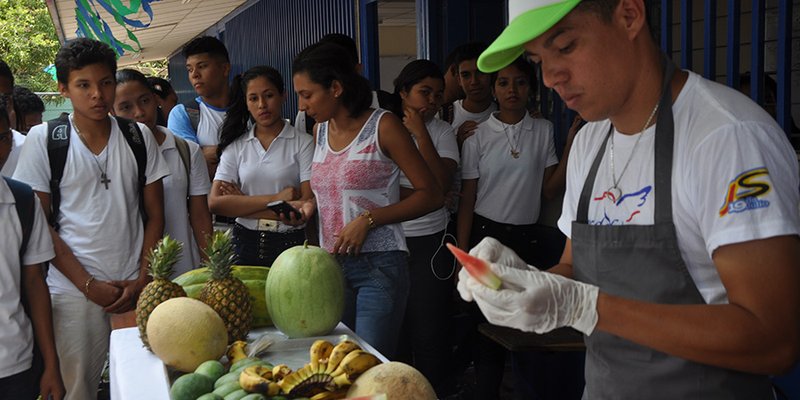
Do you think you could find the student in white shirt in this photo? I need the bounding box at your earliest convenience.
[389,59,459,395]
[209,66,313,267]
[113,69,213,276]
[451,42,497,149]
[456,56,577,399]
[0,103,64,400]
[13,38,169,400]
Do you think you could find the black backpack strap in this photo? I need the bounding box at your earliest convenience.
[114,117,148,223]
[181,99,200,134]
[46,114,71,230]
[172,135,192,194]
[4,177,35,264]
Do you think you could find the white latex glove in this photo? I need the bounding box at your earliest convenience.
[469,237,532,270]
[457,263,599,335]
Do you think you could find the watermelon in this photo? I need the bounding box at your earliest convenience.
[174,266,272,327]
[446,243,502,290]
[265,242,345,338]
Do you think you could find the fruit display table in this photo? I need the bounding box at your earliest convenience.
[109,324,388,400]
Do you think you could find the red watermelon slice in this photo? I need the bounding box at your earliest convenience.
[446,243,502,290]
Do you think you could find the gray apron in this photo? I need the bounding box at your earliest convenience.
[571,60,773,399]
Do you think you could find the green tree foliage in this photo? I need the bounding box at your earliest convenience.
[0,0,60,92]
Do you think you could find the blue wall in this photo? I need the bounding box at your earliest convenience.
[168,0,356,120]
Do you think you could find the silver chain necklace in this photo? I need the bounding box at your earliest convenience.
[608,102,660,199]
[70,114,111,190]
[501,121,522,159]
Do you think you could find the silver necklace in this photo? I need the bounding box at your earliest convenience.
[501,121,522,159]
[70,114,111,190]
[608,102,660,199]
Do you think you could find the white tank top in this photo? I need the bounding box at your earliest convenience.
[311,109,407,253]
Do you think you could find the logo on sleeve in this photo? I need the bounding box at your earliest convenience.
[718,167,771,217]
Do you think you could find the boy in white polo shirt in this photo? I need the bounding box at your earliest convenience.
[0,103,64,400]
[14,38,169,400]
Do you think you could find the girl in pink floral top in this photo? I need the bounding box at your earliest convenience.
[287,42,442,358]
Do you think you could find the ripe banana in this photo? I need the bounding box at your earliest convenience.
[309,339,334,373]
[330,350,381,388]
[272,364,292,381]
[324,340,361,374]
[239,365,279,394]
[227,340,248,365]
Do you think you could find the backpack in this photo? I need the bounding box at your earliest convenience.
[46,114,148,230]
[172,134,192,192]
[4,176,35,262]
[182,99,201,134]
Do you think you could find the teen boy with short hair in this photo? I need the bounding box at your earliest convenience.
[460,0,800,398]
[14,38,169,400]
[168,36,231,177]
[0,103,65,400]
[451,42,497,148]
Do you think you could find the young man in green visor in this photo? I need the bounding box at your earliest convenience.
[457,0,800,398]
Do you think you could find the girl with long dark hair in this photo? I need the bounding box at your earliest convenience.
[288,43,443,358]
[208,66,313,267]
[390,59,458,392]
[113,69,212,276]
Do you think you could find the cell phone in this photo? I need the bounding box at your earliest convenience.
[267,200,301,217]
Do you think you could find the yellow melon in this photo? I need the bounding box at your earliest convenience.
[346,362,436,400]
[146,297,228,372]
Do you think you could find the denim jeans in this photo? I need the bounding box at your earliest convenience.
[338,251,409,359]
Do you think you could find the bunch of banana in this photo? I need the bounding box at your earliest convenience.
[277,339,382,399]
[239,364,282,395]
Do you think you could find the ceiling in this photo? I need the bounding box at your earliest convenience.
[45,0,250,66]
[45,0,417,67]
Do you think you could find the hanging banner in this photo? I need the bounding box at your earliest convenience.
[74,0,161,56]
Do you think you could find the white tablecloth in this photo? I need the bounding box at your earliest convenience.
[109,323,387,400]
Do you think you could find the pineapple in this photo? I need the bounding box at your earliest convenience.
[199,229,253,343]
[135,235,187,350]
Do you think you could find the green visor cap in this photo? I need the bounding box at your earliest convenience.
[478,0,581,73]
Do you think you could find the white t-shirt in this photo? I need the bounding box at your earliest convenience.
[13,116,170,296]
[0,179,54,377]
[196,100,227,146]
[214,122,313,230]
[400,118,460,237]
[1,130,26,177]
[558,71,800,304]
[462,113,558,225]
[158,127,211,277]
[450,99,497,132]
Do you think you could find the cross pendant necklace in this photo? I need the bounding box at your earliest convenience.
[70,114,111,190]
[502,122,522,159]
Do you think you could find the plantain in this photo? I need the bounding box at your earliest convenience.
[324,340,361,374]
